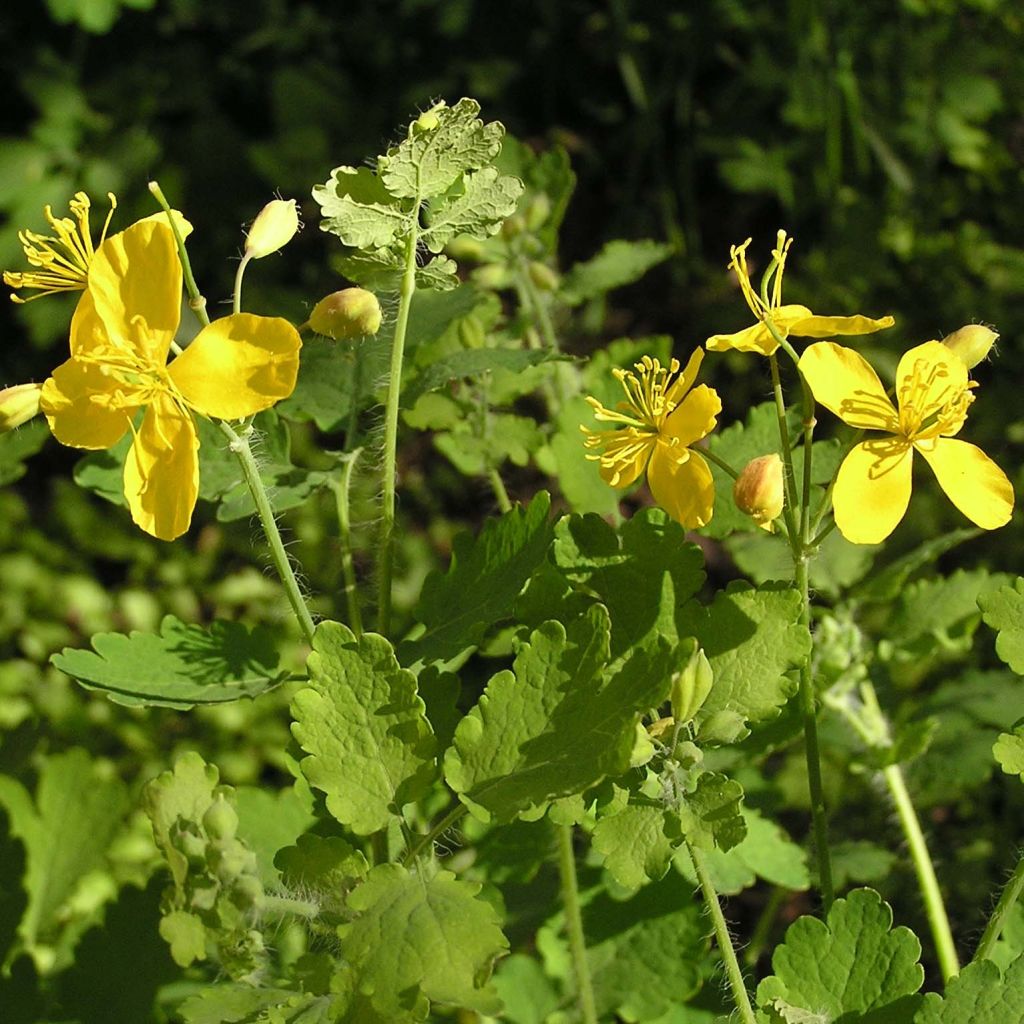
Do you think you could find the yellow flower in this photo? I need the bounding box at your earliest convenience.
[582,351,721,528]
[4,192,118,303]
[39,217,302,541]
[799,340,1013,544]
[706,231,895,356]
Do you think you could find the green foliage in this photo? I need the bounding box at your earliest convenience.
[292,623,436,834]
[559,238,674,306]
[50,615,287,708]
[915,956,1024,1023]
[979,577,1024,674]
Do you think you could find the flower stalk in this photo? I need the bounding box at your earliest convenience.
[974,850,1024,964]
[556,824,599,1024]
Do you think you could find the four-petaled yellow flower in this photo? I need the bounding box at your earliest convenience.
[706,231,895,356]
[3,192,118,303]
[40,216,302,541]
[582,351,721,528]
[799,340,1013,544]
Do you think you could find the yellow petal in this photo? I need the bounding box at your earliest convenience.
[40,356,136,449]
[663,348,704,407]
[705,321,778,356]
[663,384,721,448]
[585,426,653,489]
[122,393,199,541]
[647,444,715,528]
[917,437,1014,530]
[169,313,301,420]
[895,339,968,421]
[799,342,898,431]
[789,312,895,338]
[85,218,182,364]
[832,438,913,544]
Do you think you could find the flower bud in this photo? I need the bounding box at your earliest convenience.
[446,236,486,262]
[528,261,559,292]
[244,199,299,259]
[670,646,714,726]
[733,453,785,531]
[942,324,998,369]
[308,287,382,339]
[501,213,526,239]
[524,193,552,232]
[0,383,42,431]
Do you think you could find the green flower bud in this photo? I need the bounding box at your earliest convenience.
[244,199,299,259]
[670,646,714,726]
[309,287,382,339]
[733,453,785,531]
[472,264,511,290]
[524,193,552,232]
[0,383,42,431]
[942,324,998,369]
[528,261,559,292]
[501,213,527,239]
[231,874,264,909]
[202,796,238,842]
[446,236,486,262]
[458,313,486,349]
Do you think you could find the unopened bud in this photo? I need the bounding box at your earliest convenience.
[308,288,382,339]
[524,193,552,232]
[670,646,714,726]
[528,262,559,292]
[733,454,785,531]
[472,264,511,290]
[244,199,299,259]
[501,213,526,239]
[0,383,42,431]
[942,324,998,369]
[446,236,486,262]
[414,109,441,133]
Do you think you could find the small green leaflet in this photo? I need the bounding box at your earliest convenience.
[398,491,553,666]
[444,604,677,822]
[421,166,525,252]
[979,577,1024,674]
[51,615,287,708]
[593,800,678,890]
[0,420,48,486]
[337,863,508,1018]
[914,955,1024,1023]
[314,164,411,249]
[993,726,1024,780]
[292,623,436,835]
[756,888,924,1021]
[559,239,674,306]
[177,985,334,1024]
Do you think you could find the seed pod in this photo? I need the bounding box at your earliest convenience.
[733,453,785,531]
[309,288,382,339]
[0,383,42,431]
[244,199,299,259]
[942,324,998,369]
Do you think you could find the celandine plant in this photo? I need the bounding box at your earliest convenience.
[3,99,1024,1022]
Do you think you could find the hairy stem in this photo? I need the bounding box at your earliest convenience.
[975,851,1024,963]
[219,420,316,648]
[883,761,960,980]
[377,209,421,635]
[232,253,251,315]
[328,450,364,637]
[556,824,598,1024]
[403,803,468,867]
[688,842,756,1024]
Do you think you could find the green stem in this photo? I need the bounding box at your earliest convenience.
[795,555,835,911]
[259,893,321,920]
[488,468,512,513]
[148,180,209,327]
[233,253,252,315]
[377,209,421,635]
[403,803,468,868]
[516,258,569,406]
[219,420,316,647]
[328,450,364,636]
[700,445,740,480]
[768,354,800,554]
[687,842,756,1024]
[882,760,960,980]
[556,824,598,1024]
[744,886,787,967]
[975,851,1024,963]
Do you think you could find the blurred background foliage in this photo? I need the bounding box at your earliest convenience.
[2,0,1024,1016]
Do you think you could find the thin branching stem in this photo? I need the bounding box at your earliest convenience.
[975,851,1024,964]
[556,824,598,1024]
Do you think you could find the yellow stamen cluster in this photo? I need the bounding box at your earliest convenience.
[728,229,793,322]
[896,357,975,441]
[4,191,117,303]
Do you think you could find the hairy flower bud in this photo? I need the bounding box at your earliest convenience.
[942,324,998,369]
[733,453,785,531]
[0,383,42,431]
[309,287,382,339]
[670,646,714,726]
[244,199,299,259]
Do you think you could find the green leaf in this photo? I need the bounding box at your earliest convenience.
[177,985,318,1024]
[398,492,554,666]
[980,577,1024,674]
[380,98,505,200]
[422,166,524,252]
[593,800,678,889]
[559,239,673,306]
[756,888,923,1020]
[274,834,369,916]
[74,433,132,507]
[292,623,436,834]
[0,420,48,487]
[434,413,544,476]
[830,841,898,889]
[552,508,705,658]
[403,346,560,407]
[915,955,1024,1023]
[314,164,410,249]
[337,863,508,1017]
[159,910,205,968]
[690,581,807,741]
[233,786,317,887]
[492,954,561,1024]
[678,773,746,852]
[444,604,676,822]
[993,726,1024,780]
[0,749,128,951]
[51,615,287,709]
